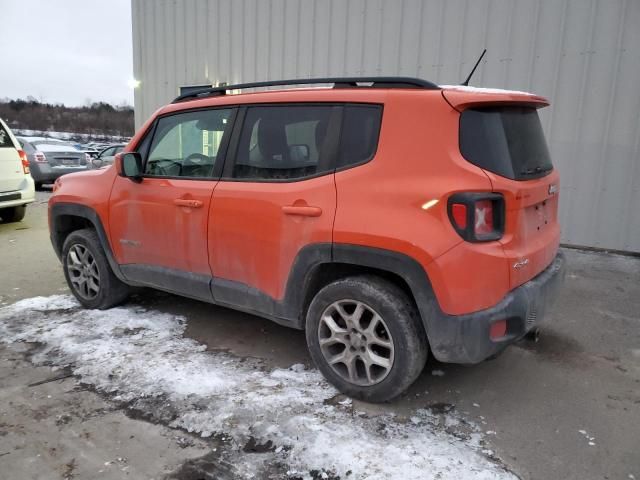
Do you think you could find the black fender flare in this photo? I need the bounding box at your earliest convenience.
[281,243,438,334]
[49,203,127,282]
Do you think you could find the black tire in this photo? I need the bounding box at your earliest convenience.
[0,205,27,223]
[62,228,131,309]
[34,182,44,191]
[305,275,428,403]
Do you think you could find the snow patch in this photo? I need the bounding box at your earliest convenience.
[0,296,515,479]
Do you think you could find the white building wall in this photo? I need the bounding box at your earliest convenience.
[132,0,640,252]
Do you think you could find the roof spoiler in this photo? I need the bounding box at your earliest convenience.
[441,87,549,112]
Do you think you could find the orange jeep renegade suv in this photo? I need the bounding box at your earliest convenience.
[49,77,565,402]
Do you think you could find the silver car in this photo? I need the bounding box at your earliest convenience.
[17,137,89,190]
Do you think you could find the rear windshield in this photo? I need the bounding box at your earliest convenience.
[460,106,553,180]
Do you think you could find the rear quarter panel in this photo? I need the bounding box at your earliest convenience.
[333,91,504,314]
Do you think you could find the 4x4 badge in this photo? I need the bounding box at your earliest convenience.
[549,184,558,195]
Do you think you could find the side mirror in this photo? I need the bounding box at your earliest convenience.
[118,152,143,182]
[91,158,103,168]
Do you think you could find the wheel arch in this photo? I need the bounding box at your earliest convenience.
[50,203,126,282]
[291,244,438,341]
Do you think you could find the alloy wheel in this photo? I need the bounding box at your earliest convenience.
[66,244,100,300]
[318,299,395,386]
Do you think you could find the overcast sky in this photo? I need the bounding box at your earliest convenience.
[0,0,133,106]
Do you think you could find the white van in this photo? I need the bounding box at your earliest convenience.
[0,118,35,223]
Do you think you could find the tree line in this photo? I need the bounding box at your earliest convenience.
[0,97,134,139]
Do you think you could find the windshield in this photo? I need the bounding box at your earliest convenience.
[459,106,553,180]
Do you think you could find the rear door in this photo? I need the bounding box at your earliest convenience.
[210,104,340,311]
[0,119,25,193]
[109,107,236,300]
[459,105,560,288]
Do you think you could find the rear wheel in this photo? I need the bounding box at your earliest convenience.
[0,205,27,223]
[62,228,130,309]
[306,275,428,402]
[34,182,44,191]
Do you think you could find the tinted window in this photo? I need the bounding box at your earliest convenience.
[233,105,336,180]
[460,106,553,180]
[146,108,232,178]
[0,124,14,148]
[337,105,382,168]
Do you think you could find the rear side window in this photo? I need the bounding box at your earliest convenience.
[0,123,14,148]
[146,108,233,178]
[460,106,553,180]
[232,105,337,180]
[337,105,383,169]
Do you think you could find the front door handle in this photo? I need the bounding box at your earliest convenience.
[282,205,323,217]
[174,198,203,208]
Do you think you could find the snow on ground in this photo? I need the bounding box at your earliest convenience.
[0,296,516,480]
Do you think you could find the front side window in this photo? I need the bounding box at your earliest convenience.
[146,108,233,178]
[232,105,337,180]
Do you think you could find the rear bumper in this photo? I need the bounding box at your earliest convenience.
[427,251,566,364]
[0,177,35,208]
[30,163,87,183]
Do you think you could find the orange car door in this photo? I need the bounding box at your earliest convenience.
[209,104,340,317]
[109,107,236,300]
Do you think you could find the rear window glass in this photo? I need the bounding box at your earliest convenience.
[460,106,552,180]
[0,124,14,148]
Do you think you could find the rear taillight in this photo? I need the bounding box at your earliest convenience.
[18,150,30,174]
[34,151,47,163]
[448,192,504,242]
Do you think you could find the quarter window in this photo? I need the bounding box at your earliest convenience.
[232,105,337,180]
[0,124,13,148]
[337,105,383,169]
[146,108,233,178]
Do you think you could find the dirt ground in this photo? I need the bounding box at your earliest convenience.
[0,190,639,480]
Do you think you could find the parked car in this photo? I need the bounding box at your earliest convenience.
[48,77,565,402]
[18,137,89,190]
[88,144,126,169]
[0,119,35,222]
[73,143,100,159]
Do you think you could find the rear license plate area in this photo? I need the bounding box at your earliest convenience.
[525,200,551,232]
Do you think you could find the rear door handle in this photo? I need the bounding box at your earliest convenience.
[174,199,203,208]
[282,205,323,217]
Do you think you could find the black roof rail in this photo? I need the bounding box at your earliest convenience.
[171,76,440,103]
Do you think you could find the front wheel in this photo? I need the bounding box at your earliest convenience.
[305,275,428,402]
[62,228,131,309]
